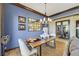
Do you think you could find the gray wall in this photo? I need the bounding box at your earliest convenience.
[49,6,79,39]
[0,4,1,56]
[0,3,2,56]
[50,7,79,20]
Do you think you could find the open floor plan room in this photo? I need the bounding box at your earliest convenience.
[0,3,79,56]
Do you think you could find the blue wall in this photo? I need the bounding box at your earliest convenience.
[4,4,44,49]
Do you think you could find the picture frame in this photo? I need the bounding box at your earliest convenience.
[28,17,42,32]
[18,24,26,30]
[18,16,26,23]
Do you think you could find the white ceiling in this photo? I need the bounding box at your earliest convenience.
[21,3,79,16]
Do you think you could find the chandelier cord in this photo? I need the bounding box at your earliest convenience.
[45,3,47,16]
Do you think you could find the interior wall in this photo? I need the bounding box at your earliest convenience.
[49,6,79,39]
[48,21,56,36]
[3,4,44,49]
[49,15,79,39]
[50,6,79,20]
[0,3,2,56]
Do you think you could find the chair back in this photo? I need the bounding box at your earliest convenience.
[18,39,30,56]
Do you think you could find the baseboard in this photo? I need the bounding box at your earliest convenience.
[5,47,19,52]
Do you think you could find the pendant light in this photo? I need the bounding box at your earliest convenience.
[40,3,52,24]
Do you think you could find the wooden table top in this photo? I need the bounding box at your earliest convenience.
[28,37,55,48]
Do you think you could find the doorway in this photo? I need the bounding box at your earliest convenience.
[56,20,70,39]
[76,20,79,38]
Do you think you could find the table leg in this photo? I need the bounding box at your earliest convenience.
[40,45,42,56]
[54,38,56,48]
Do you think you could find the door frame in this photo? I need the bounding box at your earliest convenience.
[76,20,79,38]
[56,20,70,39]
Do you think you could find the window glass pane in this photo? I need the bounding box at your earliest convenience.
[57,22,61,25]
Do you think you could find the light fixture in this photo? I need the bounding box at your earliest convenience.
[48,18,52,22]
[44,3,47,24]
[40,3,52,24]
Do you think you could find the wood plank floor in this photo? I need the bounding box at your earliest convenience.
[5,38,68,56]
[42,41,66,56]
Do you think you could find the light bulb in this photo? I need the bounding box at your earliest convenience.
[44,17,45,21]
[48,18,52,22]
[40,19,42,22]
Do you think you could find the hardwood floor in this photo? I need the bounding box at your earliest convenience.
[5,38,68,56]
[42,41,66,56]
[5,48,21,56]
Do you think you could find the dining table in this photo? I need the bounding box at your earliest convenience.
[26,36,56,56]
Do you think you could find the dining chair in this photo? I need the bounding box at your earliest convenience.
[18,39,37,56]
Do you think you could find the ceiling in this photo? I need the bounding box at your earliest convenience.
[21,3,79,16]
